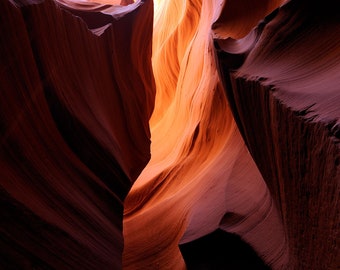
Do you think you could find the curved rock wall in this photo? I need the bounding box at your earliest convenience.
[216,1,340,269]
[0,0,154,269]
[123,0,288,269]
[1,0,339,269]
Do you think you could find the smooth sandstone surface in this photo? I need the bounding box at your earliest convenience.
[1,0,154,269]
[1,0,339,269]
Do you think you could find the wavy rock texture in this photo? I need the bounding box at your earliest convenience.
[0,0,154,269]
[124,0,289,269]
[216,0,340,269]
[1,0,339,269]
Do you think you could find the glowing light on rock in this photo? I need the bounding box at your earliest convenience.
[1,0,339,269]
[123,0,288,269]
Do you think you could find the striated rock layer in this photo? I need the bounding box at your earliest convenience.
[124,0,289,269]
[1,0,339,269]
[0,0,154,269]
[216,0,340,269]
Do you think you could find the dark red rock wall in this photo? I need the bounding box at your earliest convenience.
[0,0,155,269]
[216,1,340,269]
[1,0,339,269]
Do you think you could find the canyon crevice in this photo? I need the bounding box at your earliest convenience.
[1,0,339,269]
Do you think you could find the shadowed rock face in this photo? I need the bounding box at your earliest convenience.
[179,229,271,270]
[216,0,340,269]
[0,0,154,269]
[1,0,339,269]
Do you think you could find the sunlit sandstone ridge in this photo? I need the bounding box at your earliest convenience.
[124,0,288,269]
[1,0,339,270]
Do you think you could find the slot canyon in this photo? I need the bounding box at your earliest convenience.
[0,0,339,269]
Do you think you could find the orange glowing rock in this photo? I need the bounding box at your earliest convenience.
[1,0,339,269]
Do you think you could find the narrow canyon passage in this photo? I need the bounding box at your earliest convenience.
[1,0,339,269]
[123,0,287,269]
